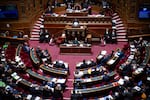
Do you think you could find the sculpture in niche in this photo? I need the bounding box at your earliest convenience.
[74,3,82,10]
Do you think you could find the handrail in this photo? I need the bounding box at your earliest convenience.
[128,34,150,38]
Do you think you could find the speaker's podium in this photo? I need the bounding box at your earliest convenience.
[59,25,92,55]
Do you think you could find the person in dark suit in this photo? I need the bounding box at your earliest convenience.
[103,72,110,82]
[44,29,50,43]
[43,86,53,98]
[52,83,63,100]
[80,59,87,68]
[89,59,96,67]
[17,32,23,38]
[39,28,45,43]
[22,42,30,54]
[54,61,65,68]
[104,28,111,44]
[73,37,79,45]
[111,29,117,44]
[46,6,53,14]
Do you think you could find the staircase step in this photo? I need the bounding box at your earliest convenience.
[117,39,128,42]
[30,38,39,40]
[39,18,44,22]
[36,20,42,24]
[35,23,42,27]
[117,33,127,35]
[33,26,40,29]
[116,24,124,27]
[112,13,117,16]
[31,32,39,35]
[117,35,126,39]
[32,29,40,32]
[115,18,122,22]
[112,15,119,20]
[116,30,126,33]
[116,27,125,30]
[116,20,123,23]
[31,35,40,38]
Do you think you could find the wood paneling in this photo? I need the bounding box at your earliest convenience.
[0,0,48,36]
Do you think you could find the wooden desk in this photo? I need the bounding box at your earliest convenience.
[0,36,28,43]
[40,64,68,76]
[19,79,32,88]
[30,48,40,65]
[60,44,92,55]
[65,25,87,31]
[74,71,116,84]
[15,44,23,57]
[26,69,66,84]
[44,15,111,24]
[73,82,119,95]
[66,11,88,16]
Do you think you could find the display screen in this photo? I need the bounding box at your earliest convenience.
[138,4,150,19]
[0,4,18,19]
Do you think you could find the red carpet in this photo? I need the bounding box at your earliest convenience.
[29,41,127,99]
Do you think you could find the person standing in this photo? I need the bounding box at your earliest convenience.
[44,29,51,43]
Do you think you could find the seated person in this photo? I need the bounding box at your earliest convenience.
[46,6,53,14]
[115,49,124,59]
[22,42,30,53]
[72,18,80,28]
[74,70,84,78]
[103,72,110,82]
[52,83,63,100]
[54,61,65,69]
[80,59,87,68]
[81,3,88,9]
[18,32,23,38]
[36,46,42,57]
[88,59,97,67]
[66,2,73,9]
[73,37,79,44]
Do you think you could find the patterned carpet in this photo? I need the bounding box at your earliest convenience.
[29,40,127,99]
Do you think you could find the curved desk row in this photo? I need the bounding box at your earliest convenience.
[74,71,116,84]
[30,48,40,64]
[15,44,23,57]
[142,46,150,64]
[73,81,119,95]
[40,64,68,76]
[74,65,106,78]
[26,69,66,84]
[132,45,150,75]
[19,78,32,87]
